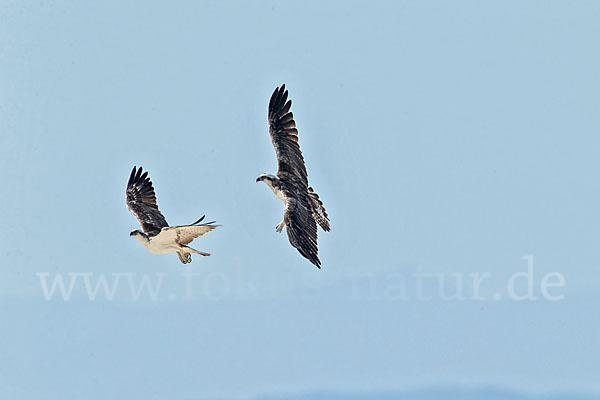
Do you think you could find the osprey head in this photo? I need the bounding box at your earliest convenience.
[256,173,277,183]
[130,229,149,244]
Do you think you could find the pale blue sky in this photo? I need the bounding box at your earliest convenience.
[1,1,599,399]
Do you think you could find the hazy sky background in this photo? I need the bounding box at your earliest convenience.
[1,1,599,399]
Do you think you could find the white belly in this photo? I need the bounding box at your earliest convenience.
[273,188,285,202]
[144,234,180,254]
[262,177,286,203]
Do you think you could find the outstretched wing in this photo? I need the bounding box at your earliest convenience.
[126,166,168,236]
[283,186,321,268]
[161,221,218,246]
[269,84,309,186]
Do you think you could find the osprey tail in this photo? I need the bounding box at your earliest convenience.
[308,187,330,232]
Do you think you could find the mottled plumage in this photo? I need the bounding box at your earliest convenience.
[126,166,168,237]
[257,84,330,268]
[269,85,308,185]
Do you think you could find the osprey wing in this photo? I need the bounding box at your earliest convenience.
[268,84,309,186]
[283,187,321,268]
[126,166,169,237]
[161,220,218,246]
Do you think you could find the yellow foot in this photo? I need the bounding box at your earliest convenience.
[275,220,285,233]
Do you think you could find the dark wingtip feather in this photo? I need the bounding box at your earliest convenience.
[298,245,322,268]
[270,84,288,112]
[269,87,278,110]
[128,166,137,187]
[191,215,206,225]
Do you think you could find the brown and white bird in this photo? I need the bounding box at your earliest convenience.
[126,166,218,264]
[257,84,330,268]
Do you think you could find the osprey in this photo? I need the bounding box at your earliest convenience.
[257,84,330,268]
[126,166,218,264]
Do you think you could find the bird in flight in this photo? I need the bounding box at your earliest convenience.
[257,84,330,268]
[126,166,218,264]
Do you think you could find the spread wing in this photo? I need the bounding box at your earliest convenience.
[283,186,321,268]
[126,166,169,237]
[160,221,218,246]
[269,84,309,186]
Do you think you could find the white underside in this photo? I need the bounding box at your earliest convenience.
[262,179,286,232]
[134,232,182,255]
[264,180,286,202]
